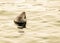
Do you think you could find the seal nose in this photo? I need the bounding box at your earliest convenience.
[14,12,26,29]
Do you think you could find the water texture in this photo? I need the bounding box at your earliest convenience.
[0,0,60,43]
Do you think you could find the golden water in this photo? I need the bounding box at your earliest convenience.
[0,0,60,43]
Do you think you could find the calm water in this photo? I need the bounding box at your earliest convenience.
[0,0,60,43]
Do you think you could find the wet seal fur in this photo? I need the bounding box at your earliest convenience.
[14,12,26,29]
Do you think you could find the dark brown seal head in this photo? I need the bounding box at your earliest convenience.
[14,12,26,29]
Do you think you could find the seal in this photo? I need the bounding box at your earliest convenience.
[14,12,26,29]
